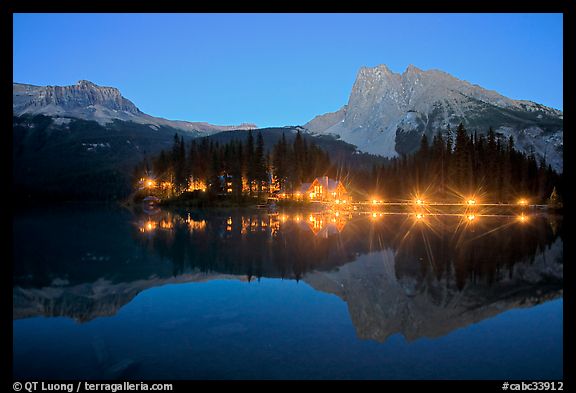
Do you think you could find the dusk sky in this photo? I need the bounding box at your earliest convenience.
[13,13,562,128]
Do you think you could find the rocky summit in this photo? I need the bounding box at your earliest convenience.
[305,64,563,172]
[13,80,257,134]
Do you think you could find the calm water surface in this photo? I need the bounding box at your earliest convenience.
[13,205,563,379]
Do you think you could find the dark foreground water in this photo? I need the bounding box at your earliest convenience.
[13,205,563,379]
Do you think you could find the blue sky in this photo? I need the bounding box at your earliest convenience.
[13,13,563,128]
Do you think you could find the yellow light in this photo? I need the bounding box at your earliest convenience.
[341,199,346,204]
[415,213,424,220]
[518,214,528,223]
[227,217,232,225]
[467,214,476,222]
[309,215,314,222]
[335,199,340,204]
[415,199,424,205]
[372,212,377,218]
[335,211,339,217]
[146,180,155,188]
[160,220,173,230]
[295,215,301,222]
[372,199,378,205]
[518,199,528,206]
[467,199,476,205]
[309,192,315,199]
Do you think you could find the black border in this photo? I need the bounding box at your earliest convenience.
[3,1,573,391]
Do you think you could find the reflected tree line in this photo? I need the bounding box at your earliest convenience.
[134,209,563,287]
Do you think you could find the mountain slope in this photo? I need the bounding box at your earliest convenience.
[13,80,257,134]
[12,80,258,200]
[305,64,563,171]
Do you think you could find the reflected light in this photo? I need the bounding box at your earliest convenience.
[467,214,476,222]
[140,220,157,233]
[415,213,425,220]
[518,199,529,206]
[466,198,476,205]
[415,199,424,205]
[518,214,529,223]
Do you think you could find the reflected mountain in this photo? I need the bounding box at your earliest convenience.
[13,206,563,342]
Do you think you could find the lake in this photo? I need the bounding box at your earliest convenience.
[13,205,563,379]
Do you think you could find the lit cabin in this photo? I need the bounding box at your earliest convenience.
[301,176,348,202]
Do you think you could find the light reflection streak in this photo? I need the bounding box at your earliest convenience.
[136,208,539,249]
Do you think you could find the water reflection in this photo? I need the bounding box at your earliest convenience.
[13,207,562,343]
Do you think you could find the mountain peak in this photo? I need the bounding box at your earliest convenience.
[77,79,95,86]
[404,64,422,74]
[13,81,258,134]
[305,64,563,172]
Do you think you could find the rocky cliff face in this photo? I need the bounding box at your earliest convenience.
[14,80,141,114]
[305,64,563,171]
[13,80,257,134]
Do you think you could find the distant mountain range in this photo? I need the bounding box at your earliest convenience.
[305,64,563,172]
[12,68,563,199]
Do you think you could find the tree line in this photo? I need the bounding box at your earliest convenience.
[370,123,562,203]
[135,123,562,204]
[134,130,331,199]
